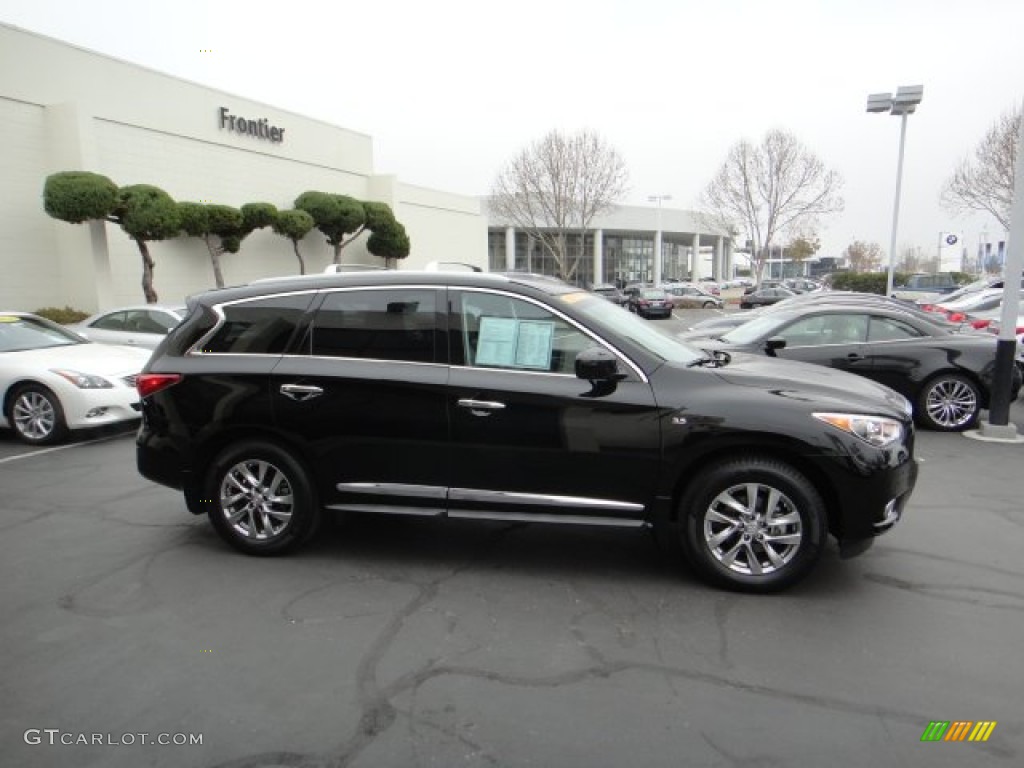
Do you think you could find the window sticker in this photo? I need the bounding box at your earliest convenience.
[514,320,554,369]
[475,316,519,367]
[474,317,554,370]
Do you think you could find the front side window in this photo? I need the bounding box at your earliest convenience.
[307,288,439,364]
[776,314,868,346]
[454,291,597,375]
[203,294,313,354]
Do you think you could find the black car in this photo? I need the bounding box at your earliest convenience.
[682,292,963,337]
[692,304,1022,431]
[626,287,674,318]
[740,287,797,309]
[136,271,917,592]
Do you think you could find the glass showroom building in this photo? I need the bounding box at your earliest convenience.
[486,202,736,287]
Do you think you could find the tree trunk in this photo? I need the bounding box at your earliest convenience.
[333,242,341,265]
[204,236,225,288]
[135,238,158,303]
[292,241,306,275]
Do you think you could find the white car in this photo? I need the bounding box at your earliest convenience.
[69,304,187,350]
[0,312,152,444]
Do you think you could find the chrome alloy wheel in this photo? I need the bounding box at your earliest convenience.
[219,459,294,541]
[924,378,977,429]
[13,390,57,441]
[702,483,803,576]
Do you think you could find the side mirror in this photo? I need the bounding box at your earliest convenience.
[764,337,787,356]
[575,347,626,382]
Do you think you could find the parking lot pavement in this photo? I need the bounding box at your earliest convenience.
[2,406,1024,767]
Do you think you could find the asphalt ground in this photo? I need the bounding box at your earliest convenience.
[2,310,1023,768]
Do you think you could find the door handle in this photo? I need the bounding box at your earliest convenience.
[280,384,323,401]
[457,398,506,415]
[846,353,865,362]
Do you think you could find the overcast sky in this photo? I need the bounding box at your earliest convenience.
[4,0,1023,262]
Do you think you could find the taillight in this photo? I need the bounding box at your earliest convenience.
[948,312,965,322]
[971,319,991,329]
[136,373,182,398]
[921,304,936,311]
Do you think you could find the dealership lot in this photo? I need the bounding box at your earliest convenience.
[3,360,1024,767]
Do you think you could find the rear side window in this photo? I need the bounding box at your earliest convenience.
[202,294,313,354]
[306,288,440,363]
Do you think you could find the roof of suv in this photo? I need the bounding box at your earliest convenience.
[195,270,578,306]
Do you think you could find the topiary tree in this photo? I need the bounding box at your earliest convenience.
[44,172,179,303]
[112,185,181,303]
[178,203,242,288]
[178,202,277,287]
[294,191,366,265]
[272,209,315,274]
[363,202,411,265]
[43,171,118,223]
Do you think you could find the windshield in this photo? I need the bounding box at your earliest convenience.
[0,314,86,352]
[557,292,703,364]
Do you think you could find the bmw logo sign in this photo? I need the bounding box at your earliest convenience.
[945,234,959,246]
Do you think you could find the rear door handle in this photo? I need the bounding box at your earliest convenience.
[846,353,865,362]
[280,384,323,401]
[457,398,506,415]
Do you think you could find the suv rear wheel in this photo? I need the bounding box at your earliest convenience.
[679,457,826,592]
[205,441,320,555]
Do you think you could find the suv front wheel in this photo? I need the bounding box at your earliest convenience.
[679,457,827,593]
[205,441,320,555]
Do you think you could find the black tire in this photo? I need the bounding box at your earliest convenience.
[8,384,68,445]
[740,302,751,309]
[205,441,320,555]
[702,301,715,309]
[679,457,827,593]
[915,373,980,432]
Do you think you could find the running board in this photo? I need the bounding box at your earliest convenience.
[325,504,647,528]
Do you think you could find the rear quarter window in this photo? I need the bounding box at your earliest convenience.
[201,294,314,354]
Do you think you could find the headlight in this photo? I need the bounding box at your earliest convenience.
[51,369,114,389]
[813,412,903,448]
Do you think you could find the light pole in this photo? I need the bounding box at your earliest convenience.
[867,85,924,297]
[648,194,671,284]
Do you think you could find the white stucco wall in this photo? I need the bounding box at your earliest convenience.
[0,23,487,312]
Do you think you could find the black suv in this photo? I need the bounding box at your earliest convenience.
[136,272,917,592]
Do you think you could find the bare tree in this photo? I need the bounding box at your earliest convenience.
[700,129,843,284]
[897,244,923,273]
[941,103,1021,230]
[490,129,628,282]
[844,240,883,273]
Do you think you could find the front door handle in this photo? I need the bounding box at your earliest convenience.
[457,398,506,415]
[846,353,865,362]
[280,384,323,401]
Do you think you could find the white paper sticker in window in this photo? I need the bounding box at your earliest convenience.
[475,316,519,367]
[514,320,554,369]
[474,317,554,370]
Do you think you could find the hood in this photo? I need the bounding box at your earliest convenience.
[8,343,152,376]
[704,351,912,420]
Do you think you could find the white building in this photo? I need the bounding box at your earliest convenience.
[0,23,487,312]
[485,202,735,287]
